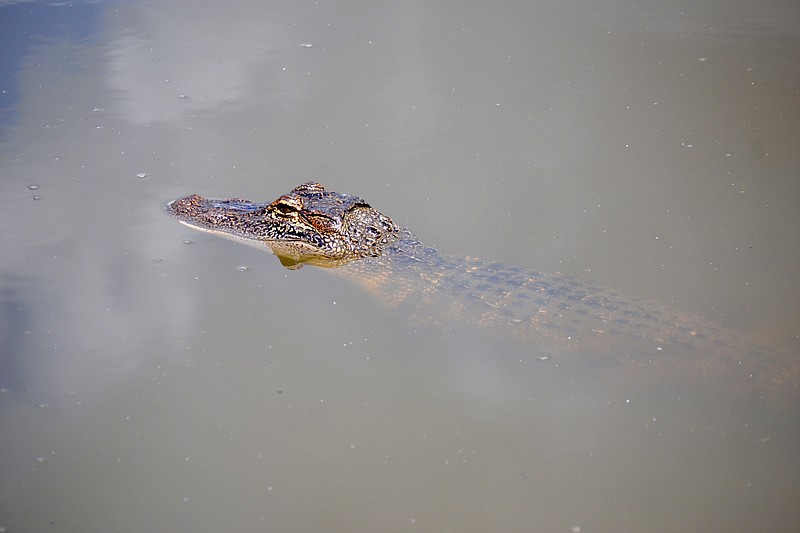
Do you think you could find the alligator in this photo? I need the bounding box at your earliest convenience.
[166,182,797,403]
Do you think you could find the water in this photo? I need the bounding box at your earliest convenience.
[1,1,798,531]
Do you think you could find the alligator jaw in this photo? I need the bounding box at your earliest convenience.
[166,197,338,268]
[166,196,274,252]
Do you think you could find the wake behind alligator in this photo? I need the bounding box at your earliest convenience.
[167,182,798,404]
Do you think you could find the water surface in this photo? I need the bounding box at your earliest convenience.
[1,1,798,531]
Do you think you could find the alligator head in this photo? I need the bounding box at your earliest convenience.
[166,182,400,269]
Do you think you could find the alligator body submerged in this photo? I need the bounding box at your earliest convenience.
[167,182,797,402]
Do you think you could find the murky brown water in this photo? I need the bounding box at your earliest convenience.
[1,1,798,531]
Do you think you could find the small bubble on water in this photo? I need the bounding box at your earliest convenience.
[237,266,248,272]
[537,355,550,362]
[177,93,189,99]
[28,184,39,190]
[136,172,149,179]
[32,196,41,201]
[300,43,314,48]
[183,240,193,245]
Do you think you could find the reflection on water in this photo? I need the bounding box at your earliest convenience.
[0,1,798,531]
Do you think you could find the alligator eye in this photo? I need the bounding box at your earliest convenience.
[271,195,303,216]
[274,202,297,215]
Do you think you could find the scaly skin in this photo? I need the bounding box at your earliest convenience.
[167,182,798,404]
[167,182,400,268]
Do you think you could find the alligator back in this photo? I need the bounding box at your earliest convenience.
[336,237,798,404]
